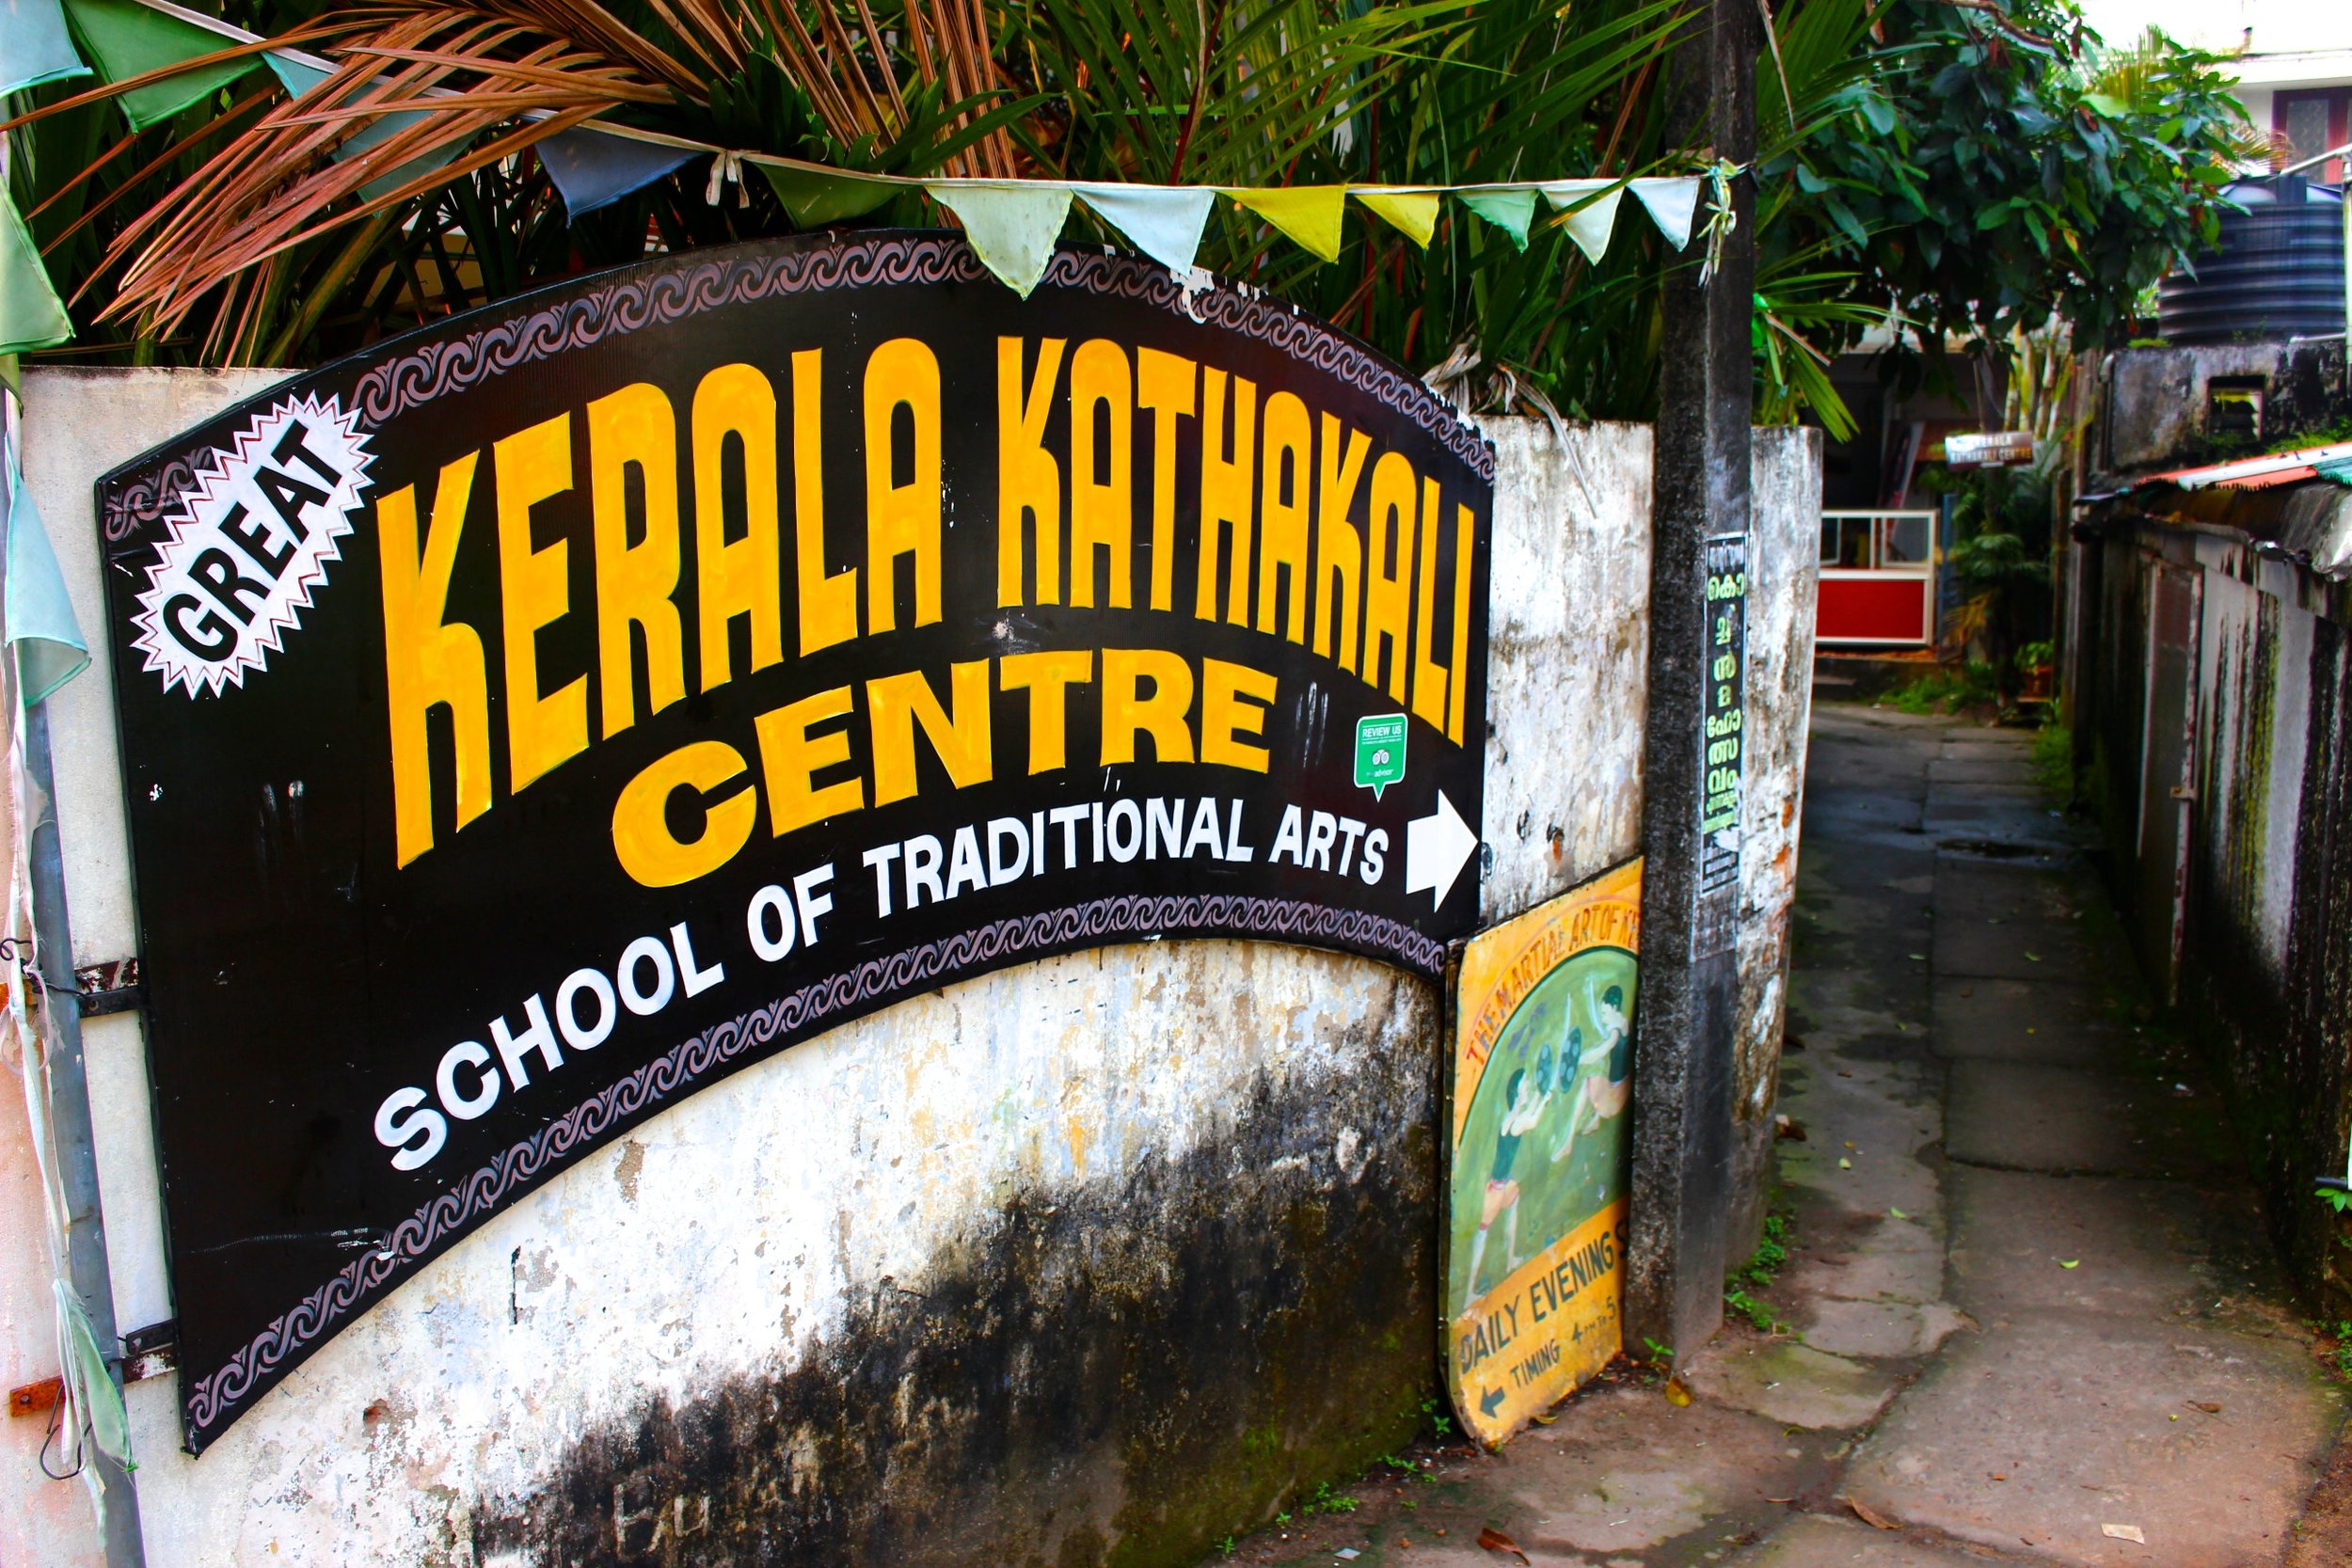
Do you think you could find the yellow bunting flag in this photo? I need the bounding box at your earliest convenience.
[1354,189,1440,248]
[1224,186,1348,263]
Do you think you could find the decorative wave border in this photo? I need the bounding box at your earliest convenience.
[106,232,1493,542]
[182,894,1442,1445]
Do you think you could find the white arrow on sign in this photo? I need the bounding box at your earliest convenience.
[1405,790,1479,909]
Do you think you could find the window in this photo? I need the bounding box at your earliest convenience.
[2277,89,2350,183]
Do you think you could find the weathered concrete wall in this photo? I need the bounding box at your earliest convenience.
[1476,420,1653,911]
[2,376,1815,1565]
[2074,511,2352,1306]
[1729,428,1822,1260]
[2102,340,2352,476]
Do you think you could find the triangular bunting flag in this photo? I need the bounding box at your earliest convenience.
[1629,176,1702,250]
[0,190,71,358]
[267,54,459,201]
[758,162,898,230]
[0,0,90,96]
[62,0,258,130]
[1354,189,1439,249]
[929,182,1073,297]
[540,127,695,219]
[1073,183,1216,277]
[1541,181,1626,263]
[1225,186,1347,264]
[6,458,89,707]
[1456,188,1537,251]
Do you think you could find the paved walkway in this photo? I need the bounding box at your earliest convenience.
[1211,705,2345,1568]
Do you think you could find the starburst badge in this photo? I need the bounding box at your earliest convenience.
[128,396,373,697]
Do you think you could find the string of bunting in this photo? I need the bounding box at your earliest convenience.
[0,0,1723,341]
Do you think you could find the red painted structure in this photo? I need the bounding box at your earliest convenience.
[1818,511,1937,647]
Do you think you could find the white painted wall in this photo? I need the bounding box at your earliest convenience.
[1,374,1816,1565]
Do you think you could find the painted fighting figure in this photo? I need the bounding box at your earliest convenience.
[1462,1059,1553,1312]
[1550,982,1632,1172]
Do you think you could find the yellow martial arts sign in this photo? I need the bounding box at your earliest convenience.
[1444,858,1642,1447]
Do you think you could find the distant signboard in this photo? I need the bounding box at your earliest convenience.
[1943,430,2035,467]
[1443,859,1641,1447]
[94,230,1495,1451]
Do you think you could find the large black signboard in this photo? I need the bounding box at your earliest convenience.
[96,232,1494,1450]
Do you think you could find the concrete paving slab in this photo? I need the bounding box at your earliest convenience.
[1726,1512,2012,1567]
[1946,1063,2187,1178]
[1932,917,2092,981]
[1930,757,2042,785]
[1931,980,2121,1067]
[1845,1313,2343,1567]
[1948,1167,2222,1322]
[1797,1297,1971,1361]
[1683,1338,1902,1431]
[1931,863,2090,923]
[1778,1222,1949,1310]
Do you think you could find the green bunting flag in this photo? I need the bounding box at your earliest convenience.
[1225,185,1347,263]
[1629,176,1701,250]
[1072,183,1216,277]
[1543,181,1627,263]
[757,161,898,230]
[0,190,71,359]
[1457,187,1538,251]
[6,458,90,707]
[1354,189,1440,249]
[62,0,257,130]
[928,181,1074,297]
[0,0,92,96]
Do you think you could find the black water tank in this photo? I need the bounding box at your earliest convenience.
[2157,176,2345,344]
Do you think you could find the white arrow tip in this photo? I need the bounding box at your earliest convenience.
[1405,790,1479,909]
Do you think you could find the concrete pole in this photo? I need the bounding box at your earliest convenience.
[8,458,148,1567]
[1624,0,1758,1365]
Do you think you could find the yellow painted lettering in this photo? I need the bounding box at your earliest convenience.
[496,413,588,794]
[1136,348,1195,612]
[691,362,783,691]
[588,383,685,740]
[1362,451,1418,704]
[611,740,755,887]
[792,348,857,656]
[997,336,1065,606]
[866,660,993,807]
[1256,390,1311,642]
[753,685,864,837]
[1196,369,1257,626]
[379,455,491,868]
[999,649,1094,774]
[1200,658,1277,772]
[866,337,942,634]
[1411,474,1450,734]
[1313,414,1370,675]
[1449,502,1477,744]
[1100,647,1195,765]
[1068,339,1134,609]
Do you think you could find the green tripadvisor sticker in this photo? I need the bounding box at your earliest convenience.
[1354,713,1408,800]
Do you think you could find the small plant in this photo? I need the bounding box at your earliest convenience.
[1304,1481,1359,1515]
[1217,1536,1235,1555]
[1641,1336,1676,1365]
[2326,1322,2352,1380]
[1885,663,1999,716]
[2031,721,2074,800]
[1420,1395,1453,1439]
[2316,1185,2352,1214]
[1724,1288,1790,1335]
